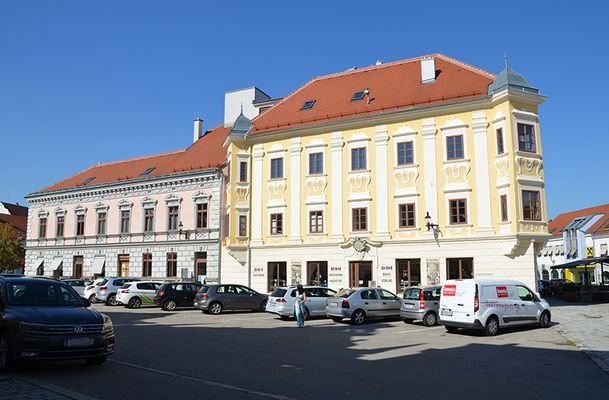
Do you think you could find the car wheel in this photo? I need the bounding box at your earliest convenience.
[402,318,414,324]
[86,357,107,366]
[88,294,96,303]
[484,316,499,336]
[259,300,268,312]
[445,326,459,333]
[351,309,366,325]
[0,332,13,372]
[209,302,223,315]
[422,312,437,327]
[106,294,117,306]
[163,299,177,311]
[539,311,551,328]
[331,317,343,323]
[128,297,142,309]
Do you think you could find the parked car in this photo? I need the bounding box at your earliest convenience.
[194,284,267,314]
[155,282,202,311]
[326,287,402,325]
[400,285,442,326]
[0,275,114,371]
[116,281,163,309]
[439,279,551,336]
[84,278,105,303]
[266,286,336,320]
[61,278,92,296]
[97,277,141,306]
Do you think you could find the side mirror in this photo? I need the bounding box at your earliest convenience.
[82,297,91,307]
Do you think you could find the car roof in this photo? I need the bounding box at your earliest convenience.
[0,276,65,284]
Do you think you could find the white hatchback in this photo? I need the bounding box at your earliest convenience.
[116,281,163,309]
[439,279,551,336]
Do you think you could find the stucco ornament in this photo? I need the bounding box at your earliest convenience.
[339,237,383,259]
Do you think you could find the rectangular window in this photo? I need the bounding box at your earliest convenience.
[168,206,179,231]
[496,128,505,154]
[446,135,464,160]
[309,152,323,175]
[142,253,152,277]
[238,215,247,237]
[522,190,541,221]
[196,203,208,229]
[56,216,64,237]
[517,123,536,153]
[352,208,367,231]
[270,213,283,235]
[271,158,283,179]
[399,203,416,228]
[351,147,367,170]
[447,258,474,280]
[449,199,467,225]
[397,141,414,165]
[239,161,248,182]
[166,252,177,277]
[97,212,106,235]
[309,211,323,233]
[39,217,47,238]
[268,262,287,291]
[76,214,85,236]
[120,210,131,234]
[500,195,508,222]
[144,208,155,232]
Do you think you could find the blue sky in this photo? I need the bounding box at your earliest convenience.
[1,1,607,218]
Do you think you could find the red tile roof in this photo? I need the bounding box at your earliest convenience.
[548,203,609,237]
[250,54,495,134]
[37,124,229,193]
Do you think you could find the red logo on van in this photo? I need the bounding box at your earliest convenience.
[443,285,457,296]
[496,286,508,298]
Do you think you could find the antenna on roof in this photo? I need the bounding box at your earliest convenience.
[504,53,509,69]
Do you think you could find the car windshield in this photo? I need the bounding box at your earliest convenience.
[270,289,287,297]
[335,289,356,298]
[6,281,85,307]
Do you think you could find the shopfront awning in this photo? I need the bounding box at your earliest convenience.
[33,258,44,274]
[551,256,609,287]
[91,257,106,275]
[50,258,63,272]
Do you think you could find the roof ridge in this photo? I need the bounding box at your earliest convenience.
[311,54,425,82]
[554,203,609,220]
[432,53,496,79]
[93,148,185,168]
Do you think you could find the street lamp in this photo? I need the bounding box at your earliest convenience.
[178,221,188,240]
[425,212,439,232]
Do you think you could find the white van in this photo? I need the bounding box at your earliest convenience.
[439,279,551,336]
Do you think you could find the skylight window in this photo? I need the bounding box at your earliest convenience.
[301,100,316,110]
[82,177,95,185]
[351,88,369,101]
[140,167,156,176]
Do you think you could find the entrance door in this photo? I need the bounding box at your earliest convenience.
[194,252,207,283]
[349,261,372,287]
[396,259,421,292]
[118,255,130,277]
[307,261,328,286]
[268,262,287,292]
[72,256,83,278]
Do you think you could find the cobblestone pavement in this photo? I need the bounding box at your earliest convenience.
[0,376,96,400]
[550,298,609,374]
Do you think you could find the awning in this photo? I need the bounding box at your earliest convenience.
[50,258,63,272]
[91,257,106,275]
[550,256,609,269]
[33,258,44,269]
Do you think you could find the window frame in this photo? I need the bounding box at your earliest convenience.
[142,253,152,277]
[396,141,414,166]
[238,215,247,237]
[144,208,155,233]
[398,203,416,228]
[239,161,248,183]
[500,194,508,222]
[97,212,106,235]
[196,203,208,229]
[449,198,468,225]
[496,127,505,155]
[76,214,86,237]
[270,213,283,235]
[56,216,64,238]
[351,147,367,171]
[166,252,177,277]
[308,152,323,175]
[517,123,537,153]
[352,207,368,232]
[270,157,284,179]
[309,210,324,234]
[167,206,179,231]
[446,135,464,160]
[39,217,47,239]
[522,190,542,221]
[120,210,131,234]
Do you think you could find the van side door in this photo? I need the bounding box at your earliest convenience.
[515,285,540,324]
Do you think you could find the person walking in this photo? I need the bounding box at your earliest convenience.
[294,284,307,328]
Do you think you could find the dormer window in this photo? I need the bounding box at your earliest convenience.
[351,89,369,101]
[301,100,316,110]
[140,167,155,176]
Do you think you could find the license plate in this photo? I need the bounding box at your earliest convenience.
[404,304,415,309]
[330,302,338,307]
[65,337,94,348]
[440,308,453,317]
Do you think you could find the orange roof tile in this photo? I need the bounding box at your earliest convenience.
[250,54,494,134]
[37,125,229,193]
[548,203,609,237]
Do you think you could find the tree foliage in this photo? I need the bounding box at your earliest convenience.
[0,224,25,272]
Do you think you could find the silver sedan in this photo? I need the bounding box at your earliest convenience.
[326,287,402,325]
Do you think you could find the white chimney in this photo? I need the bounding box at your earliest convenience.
[421,56,436,83]
[193,118,203,142]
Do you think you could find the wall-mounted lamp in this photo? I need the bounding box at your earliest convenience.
[178,221,188,240]
[425,212,439,232]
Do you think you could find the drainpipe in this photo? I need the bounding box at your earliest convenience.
[216,168,223,284]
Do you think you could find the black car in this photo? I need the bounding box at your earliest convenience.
[154,282,202,311]
[0,275,115,371]
[193,284,268,314]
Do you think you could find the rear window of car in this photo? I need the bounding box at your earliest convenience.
[335,289,356,298]
[121,283,132,289]
[198,286,210,294]
[98,279,108,286]
[404,288,421,300]
[270,288,287,297]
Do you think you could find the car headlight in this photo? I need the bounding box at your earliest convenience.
[102,314,113,333]
[20,322,48,333]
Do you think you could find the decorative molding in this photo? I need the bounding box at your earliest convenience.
[164,194,183,206]
[118,199,134,210]
[306,176,328,198]
[140,196,158,207]
[392,125,418,139]
[74,205,87,215]
[54,207,66,216]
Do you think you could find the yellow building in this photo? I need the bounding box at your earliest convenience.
[221,54,549,293]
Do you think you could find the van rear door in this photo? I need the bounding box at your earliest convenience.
[439,280,476,324]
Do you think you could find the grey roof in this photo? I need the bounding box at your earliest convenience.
[229,112,252,138]
[488,66,539,95]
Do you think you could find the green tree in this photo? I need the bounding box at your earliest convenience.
[0,224,25,272]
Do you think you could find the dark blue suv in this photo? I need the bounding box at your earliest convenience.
[0,275,115,371]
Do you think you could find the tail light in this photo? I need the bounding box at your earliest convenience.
[196,293,209,299]
[341,299,350,308]
[276,298,287,303]
[419,290,426,310]
[100,286,108,291]
[121,290,129,294]
[474,285,480,312]
[86,285,94,290]
[156,290,165,297]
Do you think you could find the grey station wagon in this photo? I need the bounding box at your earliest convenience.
[326,287,402,325]
[194,284,267,315]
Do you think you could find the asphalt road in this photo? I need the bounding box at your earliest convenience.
[8,305,609,400]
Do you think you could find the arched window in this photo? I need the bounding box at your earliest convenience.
[551,269,559,279]
[542,269,549,280]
